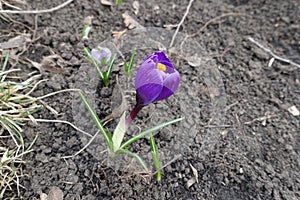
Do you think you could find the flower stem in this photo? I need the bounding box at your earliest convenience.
[125,103,143,128]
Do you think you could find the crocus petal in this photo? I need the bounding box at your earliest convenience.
[91,47,111,64]
[137,83,163,106]
[153,51,174,72]
[154,70,180,102]
[135,59,164,105]
[154,51,171,66]
[91,49,102,62]
[135,59,160,89]
[134,51,180,106]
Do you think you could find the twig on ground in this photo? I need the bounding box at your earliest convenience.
[35,88,81,100]
[61,131,100,159]
[1,0,22,10]
[235,113,241,127]
[219,46,232,62]
[204,124,232,128]
[224,101,239,111]
[157,154,181,173]
[191,13,247,38]
[32,15,39,41]
[18,118,93,137]
[244,114,278,125]
[180,12,246,49]
[248,37,300,69]
[169,0,194,48]
[0,0,74,14]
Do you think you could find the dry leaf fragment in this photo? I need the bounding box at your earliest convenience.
[189,163,199,183]
[112,29,127,37]
[0,34,31,50]
[163,24,178,30]
[102,81,128,124]
[187,178,196,188]
[1,149,9,163]
[25,55,70,75]
[268,57,275,67]
[122,11,144,29]
[83,16,94,25]
[287,105,299,116]
[202,86,220,99]
[132,1,140,15]
[100,0,114,6]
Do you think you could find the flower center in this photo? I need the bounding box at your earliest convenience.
[157,63,166,72]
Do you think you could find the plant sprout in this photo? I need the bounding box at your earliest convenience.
[84,47,116,86]
[150,133,161,181]
[124,49,136,79]
[115,0,123,6]
[82,25,92,40]
[81,50,182,181]
[91,47,112,66]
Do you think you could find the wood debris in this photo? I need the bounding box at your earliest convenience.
[100,0,114,6]
[122,11,144,29]
[0,34,31,49]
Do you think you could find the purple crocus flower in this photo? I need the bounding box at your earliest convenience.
[91,47,112,65]
[126,51,180,127]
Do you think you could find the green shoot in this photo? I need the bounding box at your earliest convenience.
[84,48,116,86]
[124,49,136,78]
[103,54,116,86]
[119,117,184,150]
[84,47,104,80]
[82,25,92,40]
[105,129,113,152]
[79,92,113,152]
[25,133,39,151]
[115,148,148,171]
[101,57,107,67]
[150,133,161,181]
[115,0,123,6]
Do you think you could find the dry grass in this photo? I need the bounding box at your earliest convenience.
[0,51,42,198]
[0,51,86,198]
[0,0,26,21]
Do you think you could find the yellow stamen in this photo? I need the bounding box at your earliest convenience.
[157,63,166,72]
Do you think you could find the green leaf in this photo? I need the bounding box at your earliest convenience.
[103,53,116,86]
[101,57,107,67]
[84,47,104,80]
[102,72,108,86]
[26,133,39,151]
[120,117,184,150]
[116,148,148,171]
[82,25,92,39]
[79,92,113,151]
[107,54,116,79]
[150,133,161,181]
[124,49,136,78]
[106,129,114,152]
[115,0,123,6]
[112,112,127,152]
[21,105,43,117]
[127,49,136,78]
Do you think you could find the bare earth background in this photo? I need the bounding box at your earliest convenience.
[0,0,299,199]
